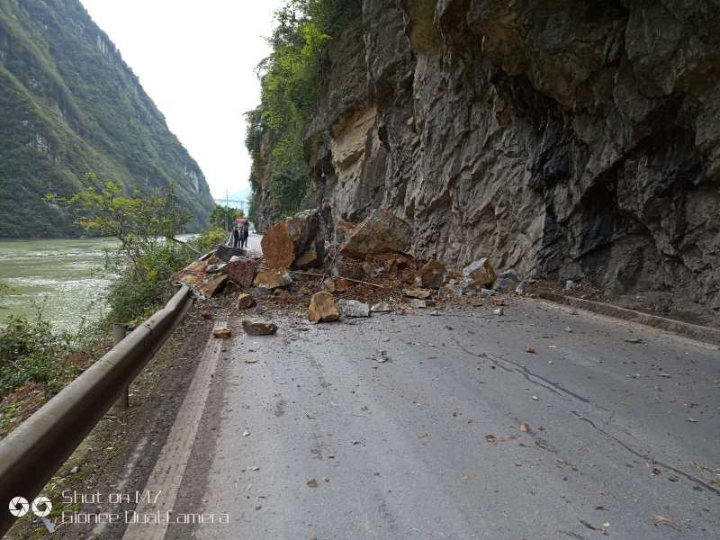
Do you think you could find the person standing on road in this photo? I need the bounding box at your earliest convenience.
[232,219,241,249]
[241,221,250,249]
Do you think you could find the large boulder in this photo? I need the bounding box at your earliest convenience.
[340,210,412,259]
[308,292,340,323]
[261,210,325,269]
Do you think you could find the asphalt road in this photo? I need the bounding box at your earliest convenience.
[137,293,720,540]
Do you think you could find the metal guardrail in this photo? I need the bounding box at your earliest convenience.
[0,285,194,536]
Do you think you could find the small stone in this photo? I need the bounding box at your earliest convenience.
[253,269,292,290]
[404,288,432,300]
[625,337,644,344]
[308,291,340,323]
[462,258,496,287]
[409,299,427,309]
[565,280,575,290]
[417,260,447,289]
[213,328,232,339]
[306,478,319,488]
[323,276,353,293]
[520,422,530,433]
[493,271,520,293]
[493,308,504,316]
[371,302,392,313]
[338,299,370,318]
[242,318,278,336]
[565,327,573,333]
[237,293,256,310]
[525,346,536,354]
[201,307,213,319]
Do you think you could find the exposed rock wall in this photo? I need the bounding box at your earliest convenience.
[258,0,720,322]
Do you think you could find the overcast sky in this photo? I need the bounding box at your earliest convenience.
[80,0,284,200]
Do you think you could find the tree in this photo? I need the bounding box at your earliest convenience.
[48,173,189,274]
[210,205,244,232]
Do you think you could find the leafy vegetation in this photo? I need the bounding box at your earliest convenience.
[51,175,200,325]
[0,0,214,238]
[210,204,245,232]
[0,308,98,403]
[245,0,362,217]
[1,182,222,436]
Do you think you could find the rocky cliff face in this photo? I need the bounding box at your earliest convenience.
[0,0,214,237]
[254,0,720,323]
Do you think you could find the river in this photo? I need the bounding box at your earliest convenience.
[0,238,118,332]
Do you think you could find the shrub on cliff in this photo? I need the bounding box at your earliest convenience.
[246,0,362,217]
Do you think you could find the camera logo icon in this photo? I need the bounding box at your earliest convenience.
[8,496,52,518]
[8,497,29,517]
[31,497,52,517]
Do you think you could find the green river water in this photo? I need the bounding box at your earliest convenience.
[0,238,118,332]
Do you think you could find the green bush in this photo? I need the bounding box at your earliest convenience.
[190,228,228,254]
[0,309,87,400]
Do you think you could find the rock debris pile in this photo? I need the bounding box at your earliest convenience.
[172,210,534,335]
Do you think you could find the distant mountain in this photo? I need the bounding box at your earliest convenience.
[0,0,214,237]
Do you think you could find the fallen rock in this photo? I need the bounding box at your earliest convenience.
[171,259,208,283]
[493,307,504,316]
[308,292,340,323]
[294,247,321,269]
[323,276,354,293]
[199,275,228,298]
[333,258,365,280]
[417,260,447,289]
[242,318,278,336]
[340,209,412,259]
[410,299,427,309]
[338,299,370,318]
[334,219,358,244]
[362,261,384,278]
[201,307,212,319]
[237,293,256,310]
[253,269,292,290]
[371,302,393,313]
[493,271,520,293]
[404,288,432,300]
[261,209,324,269]
[224,259,257,288]
[215,244,246,262]
[213,327,232,339]
[463,258,496,287]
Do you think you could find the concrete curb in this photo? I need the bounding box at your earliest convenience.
[536,292,720,347]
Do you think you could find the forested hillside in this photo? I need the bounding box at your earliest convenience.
[0,0,214,237]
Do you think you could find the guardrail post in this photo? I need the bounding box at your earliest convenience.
[112,324,129,412]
